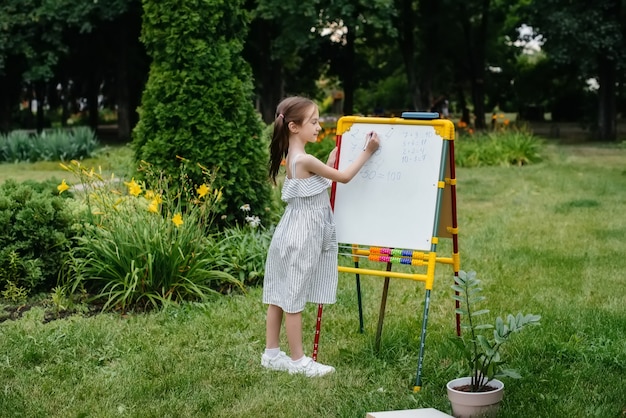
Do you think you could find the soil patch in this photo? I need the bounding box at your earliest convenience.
[0,301,104,324]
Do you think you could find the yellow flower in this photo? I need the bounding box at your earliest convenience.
[145,191,162,203]
[57,180,70,194]
[172,213,184,227]
[214,189,223,201]
[147,199,159,213]
[196,184,210,198]
[124,178,142,197]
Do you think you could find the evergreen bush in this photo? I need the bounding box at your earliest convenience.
[133,0,271,227]
[0,180,75,297]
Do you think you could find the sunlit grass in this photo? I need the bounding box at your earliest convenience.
[0,144,134,183]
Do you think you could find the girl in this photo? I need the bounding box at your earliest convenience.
[261,96,380,377]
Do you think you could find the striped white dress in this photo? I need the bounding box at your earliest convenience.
[263,156,338,313]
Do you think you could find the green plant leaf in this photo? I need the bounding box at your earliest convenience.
[452,270,542,390]
[471,309,490,317]
[496,368,522,379]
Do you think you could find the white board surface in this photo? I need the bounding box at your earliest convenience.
[333,121,446,251]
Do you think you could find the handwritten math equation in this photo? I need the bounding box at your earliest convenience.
[343,125,437,183]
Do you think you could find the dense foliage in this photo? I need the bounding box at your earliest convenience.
[455,129,544,168]
[61,159,243,313]
[0,180,75,299]
[0,127,98,163]
[2,1,626,141]
[133,0,271,227]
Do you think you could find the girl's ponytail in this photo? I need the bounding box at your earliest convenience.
[268,96,316,184]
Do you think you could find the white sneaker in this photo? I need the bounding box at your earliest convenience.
[288,356,335,377]
[261,351,291,371]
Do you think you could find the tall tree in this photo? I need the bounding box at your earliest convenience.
[0,0,64,133]
[245,0,322,123]
[0,0,137,134]
[245,0,396,118]
[457,0,492,130]
[390,0,420,109]
[523,0,625,141]
[388,0,448,111]
[134,0,271,226]
[316,0,395,115]
[61,2,146,140]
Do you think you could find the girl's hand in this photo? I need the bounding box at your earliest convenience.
[365,132,380,154]
[326,147,338,167]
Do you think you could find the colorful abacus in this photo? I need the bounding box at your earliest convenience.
[366,246,426,266]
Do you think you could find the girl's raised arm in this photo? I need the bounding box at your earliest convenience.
[326,147,338,167]
[302,132,380,184]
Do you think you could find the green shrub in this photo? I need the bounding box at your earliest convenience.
[0,131,32,162]
[353,70,411,115]
[0,128,99,163]
[208,206,272,287]
[66,127,100,160]
[307,120,356,163]
[455,129,544,167]
[0,179,75,297]
[306,136,337,162]
[60,160,241,313]
[133,0,271,228]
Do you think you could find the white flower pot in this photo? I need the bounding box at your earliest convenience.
[446,377,504,418]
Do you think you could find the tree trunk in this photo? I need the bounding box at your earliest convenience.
[394,0,421,110]
[87,74,99,131]
[247,18,283,124]
[457,84,470,125]
[418,0,442,111]
[61,79,70,128]
[257,62,283,124]
[0,57,25,133]
[0,75,14,134]
[35,82,46,134]
[342,26,356,115]
[471,78,487,130]
[459,0,490,130]
[595,54,617,141]
[116,22,132,142]
[118,5,148,141]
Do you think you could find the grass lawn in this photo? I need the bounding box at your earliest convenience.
[0,144,134,184]
[1,142,625,417]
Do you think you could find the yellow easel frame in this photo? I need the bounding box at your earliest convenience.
[328,115,461,392]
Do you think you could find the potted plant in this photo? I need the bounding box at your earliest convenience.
[446,270,541,418]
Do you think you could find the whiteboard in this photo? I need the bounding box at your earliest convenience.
[332,118,449,251]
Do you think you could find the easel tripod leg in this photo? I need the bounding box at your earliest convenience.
[413,289,432,392]
[313,304,323,361]
[355,261,364,333]
[374,262,393,353]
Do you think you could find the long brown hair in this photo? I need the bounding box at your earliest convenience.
[268,96,316,184]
